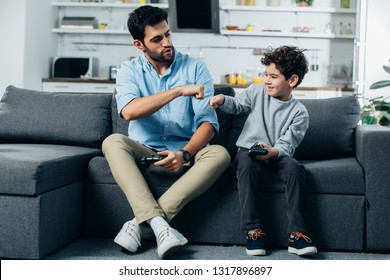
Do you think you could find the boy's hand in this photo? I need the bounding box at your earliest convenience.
[209,94,225,109]
[254,143,279,160]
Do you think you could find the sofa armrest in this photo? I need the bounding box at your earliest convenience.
[356,125,390,250]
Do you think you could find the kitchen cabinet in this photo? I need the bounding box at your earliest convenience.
[42,79,115,93]
[229,85,351,99]
[47,0,360,92]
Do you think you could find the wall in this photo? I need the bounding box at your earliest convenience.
[0,0,55,100]
[362,0,390,102]
[0,0,26,99]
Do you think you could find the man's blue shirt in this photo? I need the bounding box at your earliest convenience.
[115,49,219,152]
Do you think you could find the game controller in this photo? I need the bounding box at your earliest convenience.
[140,155,165,167]
[248,143,268,159]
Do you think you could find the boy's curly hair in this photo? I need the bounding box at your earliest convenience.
[261,46,309,88]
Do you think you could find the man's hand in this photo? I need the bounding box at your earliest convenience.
[209,94,225,109]
[179,84,204,100]
[153,150,185,172]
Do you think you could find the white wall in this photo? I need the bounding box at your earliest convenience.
[0,0,55,100]
[362,0,390,101]
[0,0,26,99]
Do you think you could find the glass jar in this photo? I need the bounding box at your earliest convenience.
[341,0,350,8]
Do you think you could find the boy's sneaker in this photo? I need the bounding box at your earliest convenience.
[246,229,266,256]
[288,232,318,256]
[114,220,142,253]
[156,227,188,259]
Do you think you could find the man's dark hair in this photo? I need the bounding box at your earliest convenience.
[127,5,168,42]
[261,45,309,87]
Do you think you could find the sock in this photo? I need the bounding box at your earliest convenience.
[147,216,170,237]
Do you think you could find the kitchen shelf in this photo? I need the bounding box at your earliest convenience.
[219,3,357,40]
[52,28,128,35]
[51,2,168,9]
[220,29,354,39]
[220,5,356,13]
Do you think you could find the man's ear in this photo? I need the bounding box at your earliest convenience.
[133,40,144,52]
[289,74,299,88]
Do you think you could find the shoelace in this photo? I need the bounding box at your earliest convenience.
[157,228,170,244]
[290,232,312,243]
[125,222,141,246]
[248,229,266,240]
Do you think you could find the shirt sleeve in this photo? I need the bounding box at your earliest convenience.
[115,61,140,117]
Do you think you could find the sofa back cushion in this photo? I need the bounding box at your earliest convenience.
[210,87,249,160]
[211,90,360,160]
[294,96,360,160]
[0,85,112,148]
[111,90,130,135]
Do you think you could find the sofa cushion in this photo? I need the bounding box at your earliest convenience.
[294,96,360,160]
[0,85,112,148]
[87,156,187,198]
[0,144,101,195]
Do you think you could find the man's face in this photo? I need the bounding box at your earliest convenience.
[137,20,174,64]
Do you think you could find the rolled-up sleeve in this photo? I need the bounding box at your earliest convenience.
[115,61,140,117]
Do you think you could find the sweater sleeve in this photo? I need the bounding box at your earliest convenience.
[219,85,256,115]
[274,108,309,158]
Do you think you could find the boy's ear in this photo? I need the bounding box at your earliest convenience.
[289,74,299,88]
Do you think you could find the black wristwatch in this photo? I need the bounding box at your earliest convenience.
[179,149,191,163]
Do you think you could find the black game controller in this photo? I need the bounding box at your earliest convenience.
[140,155,165,167]
[248,143,268,159]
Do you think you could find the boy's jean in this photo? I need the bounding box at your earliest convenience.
[102,133,230,225]
[235,148,307,234]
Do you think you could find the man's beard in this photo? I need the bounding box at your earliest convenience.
[144,46,174,63]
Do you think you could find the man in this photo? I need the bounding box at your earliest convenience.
[102,5,230,259]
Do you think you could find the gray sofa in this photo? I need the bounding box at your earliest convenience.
[1,85,389,259]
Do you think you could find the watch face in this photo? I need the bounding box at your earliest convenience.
[181,150,191,162]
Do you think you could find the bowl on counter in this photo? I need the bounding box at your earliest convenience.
[226,25,238,30]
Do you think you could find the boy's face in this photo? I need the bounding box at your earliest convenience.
[264,63,297,101]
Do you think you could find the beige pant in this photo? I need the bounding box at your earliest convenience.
[102,133,231,224]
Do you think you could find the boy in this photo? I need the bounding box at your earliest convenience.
[209,45,317,256]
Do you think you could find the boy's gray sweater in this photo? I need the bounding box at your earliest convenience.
[220,84,309,158]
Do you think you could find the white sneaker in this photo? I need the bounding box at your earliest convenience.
[114,220,141,253]
[156,227,188,259]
